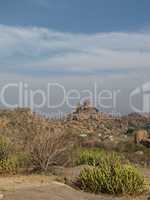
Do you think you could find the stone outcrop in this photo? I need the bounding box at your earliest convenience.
[0,103,150,148]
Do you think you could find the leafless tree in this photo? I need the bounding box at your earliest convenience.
[30,127,74,171]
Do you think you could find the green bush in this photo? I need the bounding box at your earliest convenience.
[0,152,31,174]
[75,149,123,167]
[15,152,31,168]
[0,136,12,161]
[77,155,147,195]
[116,141,146,153]
[75,149,106,166]
[0,135,32,174]
[0,156,19,174]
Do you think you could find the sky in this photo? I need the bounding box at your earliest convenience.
[0,0,150,115]
[0,0,150,33]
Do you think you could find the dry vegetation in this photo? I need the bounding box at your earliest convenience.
[0,103,150,197]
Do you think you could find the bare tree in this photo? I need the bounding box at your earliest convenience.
[30,127,74,171]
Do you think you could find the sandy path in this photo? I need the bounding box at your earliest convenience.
[2,181,136,200]
[0,168,149,200]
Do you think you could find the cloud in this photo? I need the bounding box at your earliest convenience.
[0,25,150,114]
[30,0,50,8]
[0,24,150,76]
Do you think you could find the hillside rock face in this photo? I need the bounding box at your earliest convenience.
[123,113,150,128]
[65,101,128,142]
[65,102,150,144]
[0,103,150,149]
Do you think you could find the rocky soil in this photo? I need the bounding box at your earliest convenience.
[1,167,150,200]
[0,102,150,153]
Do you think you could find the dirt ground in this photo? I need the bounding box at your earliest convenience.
[0,168,150,200]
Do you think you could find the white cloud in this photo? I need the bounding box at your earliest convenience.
[0,24,150,75]
[0,25,150,114]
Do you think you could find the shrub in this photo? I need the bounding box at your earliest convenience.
[0,136,12,161]
[75,149,123,167]
[0,156,19,174]
[29,129,75,171]
[77,155,147,195]
[75,149,107,166]
[0,152,31,174]
[116,141,146,153]
[14,152,31,168]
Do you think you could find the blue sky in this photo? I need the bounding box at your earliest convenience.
[0,0,150,79]
[0,0,150,77]
[0,1,150,114]
[0,0,150,33]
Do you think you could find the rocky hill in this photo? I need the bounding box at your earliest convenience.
[0,102,150,149]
